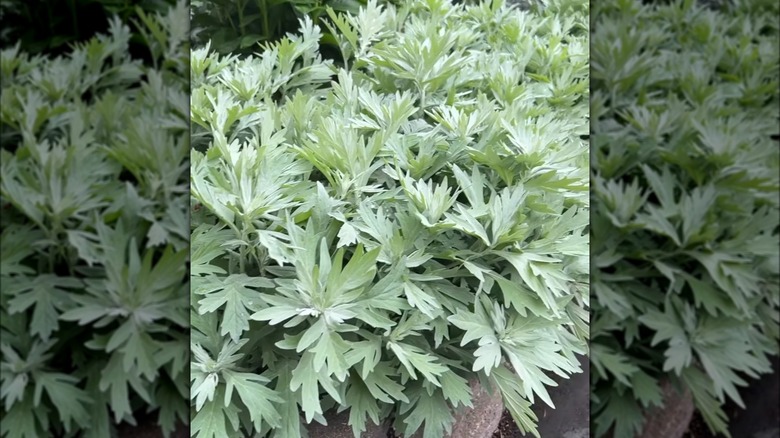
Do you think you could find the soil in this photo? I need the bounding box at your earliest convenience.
[492,409,524,438]
[115,411,188,438]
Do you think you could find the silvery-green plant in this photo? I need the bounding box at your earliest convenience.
[590,0,780,436]
[0,2,190,437]
[189,0,589,437]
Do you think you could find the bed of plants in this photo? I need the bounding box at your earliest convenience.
[590,0,780,436]
[0,2,190,437]
[189,0,589,437]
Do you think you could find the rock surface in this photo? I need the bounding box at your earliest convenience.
[445,377,505,438]
[408,377,505,438]
[639,379,695,438]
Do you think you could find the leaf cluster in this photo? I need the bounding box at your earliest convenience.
[190,0,590,437]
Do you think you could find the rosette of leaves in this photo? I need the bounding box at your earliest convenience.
[590,0,780,437]
[0,2,190,437]
[189,0,589,437]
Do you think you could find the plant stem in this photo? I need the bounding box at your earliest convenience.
[238,0,247,36]
[68,0,79,41]
[257,0,270,40]
[418,85,427,117]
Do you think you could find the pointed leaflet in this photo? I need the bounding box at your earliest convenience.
[500,327,569,408]
[439,370,473,408]
[0,394,41,438]
[33,372,92,432]
[403,281,440,318]
[399,387,454,438]
[451,164,486,211]
[693,317,770,409]
[344,336,383,379]
[490,273,550,318]
[489,185,527,245]
[491,366,541,438]
[638,304,693,374]
[325,243,380,303]
[360,361,409,404]
[386,341,448,386]
[634,205,682,247]
[250,290,308,325]
[593,390,645,438]
[192,387,241,438]
[345,375,383,437]
[681,367,731,437]
[2,373,28,411]
[155,383,188,438]
[590,344,640,386]
[0,225,40,276]
[681,272,734,316]
[268,360,304,438]
[191,224,231,276]
[290,353,342,423]
[448,302,502,375]
[445,204,491,245]
[679,185,716,245]
[495,251,562,316]
[6,275,82,340]
[630,370,664,408]
[223,370,283,431]
[99,353,152,423]
[591,281,634,319]
[195,274,274,342]
[640,164,678,212]
[192,373,219,411]
[120,328,161,381]
[310,330,352,380]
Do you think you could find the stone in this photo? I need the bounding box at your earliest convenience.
[638,379,694,438]
[408,377,504,438]
[448,377,505,438]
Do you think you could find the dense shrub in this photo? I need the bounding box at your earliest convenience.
[189,0,589,437]
[590,0,780,436]
[0,3,190,437]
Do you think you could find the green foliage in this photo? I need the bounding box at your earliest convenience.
[0,2,190,436]
[590,0,780,436]
[190,0,589,436]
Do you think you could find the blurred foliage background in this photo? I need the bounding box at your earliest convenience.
[190,0,366,55]
[0,0,174,56]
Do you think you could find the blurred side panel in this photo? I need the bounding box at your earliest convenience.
[590,0,780,437]
[0,1,190,437]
